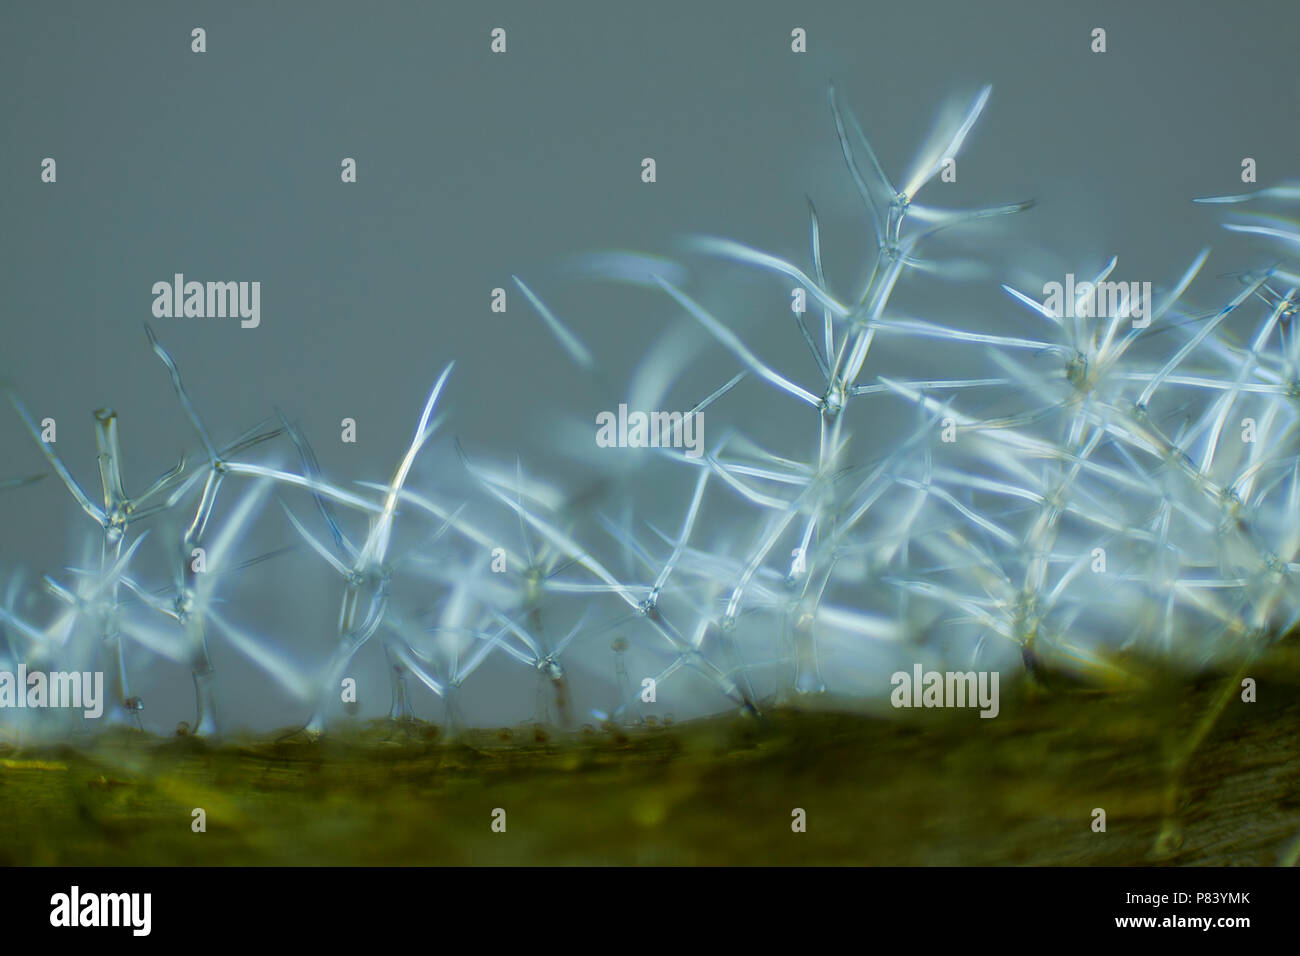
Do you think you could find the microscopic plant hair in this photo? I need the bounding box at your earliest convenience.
[1,82,1298,742]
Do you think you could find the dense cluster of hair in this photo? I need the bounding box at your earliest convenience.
[3,84,1297,740]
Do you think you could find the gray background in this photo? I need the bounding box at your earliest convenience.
[2,0,1298,731]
